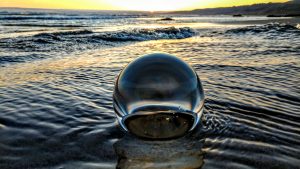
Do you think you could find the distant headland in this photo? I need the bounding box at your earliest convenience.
[164,1,300,16]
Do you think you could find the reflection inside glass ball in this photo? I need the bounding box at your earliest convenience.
[113,53,204,140]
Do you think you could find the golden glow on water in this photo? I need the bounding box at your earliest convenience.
[0,37,297,87]
[0,52,113,86]
[0,0,287,11]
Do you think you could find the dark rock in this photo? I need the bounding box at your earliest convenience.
[267,14,284,17]
[233,14,243,17]
[160,17,174,21]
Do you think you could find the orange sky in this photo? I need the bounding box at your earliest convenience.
[0,0,288,11]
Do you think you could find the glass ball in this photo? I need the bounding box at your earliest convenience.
[113,53,204,139]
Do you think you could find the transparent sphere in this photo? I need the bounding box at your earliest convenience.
[113,53,204,139]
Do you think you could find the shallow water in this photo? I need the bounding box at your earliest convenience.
[0,9,300,169]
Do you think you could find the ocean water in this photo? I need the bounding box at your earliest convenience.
[0,9,300,169]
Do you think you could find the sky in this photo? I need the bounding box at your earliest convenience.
[0,0,289,11]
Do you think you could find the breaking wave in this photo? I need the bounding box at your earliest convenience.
[0,27,196,64]
[33,30,94,38]
[93,27,196,41]
[0,27,195,50]
[226,23,300,34]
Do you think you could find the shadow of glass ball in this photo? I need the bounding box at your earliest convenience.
[113,53,205,140]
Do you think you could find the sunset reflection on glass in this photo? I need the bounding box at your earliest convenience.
[113,53,205,139]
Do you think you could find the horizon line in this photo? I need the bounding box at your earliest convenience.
[0,1,291,12]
